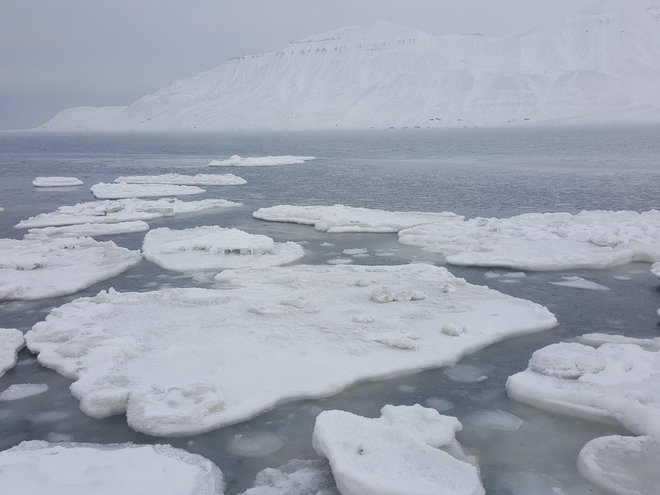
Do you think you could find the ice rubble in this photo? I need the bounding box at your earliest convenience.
[15,198,241,229]
[209,155,316,167]
[142,227,305,272]
[240,459,338,495]
[0,237,141,300]
[313,405,484,495]
[32,177,83,187]
[91,182,205,199]
[115,173,246,186]
[254,204,462,233]
[25,263,556,436]
[0,328,24,377]
[0,383,48,401]
[25,221,150,240]
[0,441,224,495]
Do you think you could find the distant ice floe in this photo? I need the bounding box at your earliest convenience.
[142,227,305,272]
[548,276,610,291]
[115,173,246,186]
[0,383,49,401]
[0,237,141,300]
[313,405,484,495]
[209,155,316,167]
[15,198,241,229]
[0,441,224,495]
[26,264,556,436]
[25,221,150,240]
[240,459,338,495]
[91,182,205,199]
[32,177,83,187]
[254,204,462,233]
[652,262,660,278]
[0,328,24,377]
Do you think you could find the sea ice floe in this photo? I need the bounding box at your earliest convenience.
[91,182,205,199]
[577,333,660,351]
[15,198,241,228]
[0,237,141,300]
[0,328,24,377]
[548,276,610,291]
[326,258,353,265]
[399,210,660,270]
[240,459,338,495]
[254,204,462,233]
[115,173,246,186]
[444,364,487,383]
[343,248,368,255]
[425,397,455,412]
[25,263,556,436]
[463,409,523,432]
[225,433,285,458]
[0,441,224,495]
[209,155,316,167]
[313,405,484,495]
[32,176,83,187]
[25,221,150,240]
[0,383,49,401]
[652,262,660,278]
[142,226,305,272]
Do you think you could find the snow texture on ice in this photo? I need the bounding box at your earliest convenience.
[91,182,205,199]
[0,383,49,401]
[209,155,316,167]
[115,173,246,186]
[0,328,24,377]
[240,459,338,495]
[548,276,610,291]
[25,221,150,240]
[32,177,83,187]
[25,263,556,436]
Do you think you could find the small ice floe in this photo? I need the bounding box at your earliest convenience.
[0,237,141,301]
[613,275,632,280]
[0,383,49,401]
[32,177,83,187]
[253,204,463,233]
[578,333,660,351]
[463,409,523,432]
[0,328,24,377]
[226,433,285,458]
[115,173,246,186]
[240,459,338,495]
[209,155,316,167]
[15,198,241,229]
[25,221,149,240]
[444,364,487,383]
[0,441,224,495]
[399,210,660,270]
[142,227,304,272]
[548,276,610,291]
[502,272,526,279]
[425,397,455,412]
[91,182,205,199]
[326,258,353,265]
[652,262,660,278]
[313,405,484,495]
[343,248,368,256]
[26,264,556,436]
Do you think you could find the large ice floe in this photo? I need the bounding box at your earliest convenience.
[399,210,660,270]
[90,182,205,199]
[253,204,462,233]
[0,441,224,495]
[25,263,556,436]
[32,176,83,187]
[0,237,141,300]
[142,226,305,272]
[24,221,150,240]
[209,155,316,167]
[0,328,24,377]
[313,404,484,495]
[15,198,241,229]
[115,173,246,186]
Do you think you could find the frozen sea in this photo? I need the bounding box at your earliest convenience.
[1,127,660,494]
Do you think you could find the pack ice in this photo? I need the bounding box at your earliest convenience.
[0,441,224,495]
[0,328,24,377]
[25,264,556,436]
[25,221,150,240]
[90,182,205,199]
[115,173,247,186]
[313,405,484,495]
[32,177,83,187]
[0,237,141,300]
[142,226,305,272]
[209,155,316,166]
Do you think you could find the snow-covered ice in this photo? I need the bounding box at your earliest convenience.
[548,276,610,291]
[32,177,83,187]
[0,328,24,377]
[313,404,484,495]
[254,204,462,233]
[342,248,368,255]
[25,263,556,436]
[115,173,246,186]
[25,221,150,240]
[0,383,48,401]
[209,155,316,167]
[326,258,353,265]
[578,333,660,351]
[91,182,205,199]
[15,198,241,229]
[0,237,141,300]
[142,226,305,272]
[0,441,224,495]
[240,459,338,495]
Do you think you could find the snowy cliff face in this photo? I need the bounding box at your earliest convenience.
[41,0,660,131]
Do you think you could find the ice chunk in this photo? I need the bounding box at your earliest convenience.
[226,433,285,458]
[528,342,607,378]
[143,226,304,272]
[240,459,338,495]
[425,397,455,412]
[0,440,224,495]
[326,258,352,265]
[342,248,368,255]
[26,264,557,436]
[0,383,48,401]
[578,333,660,351]
[548,276,610,291]
[209,155,316,167]
[25,221,149,240]
[313,404,484,495]
[652,262,660,278]
[32,176,83,187]
[0,237,141,301]
[464,409,523,432]
[445,364,487,383]
[0,328,24,377]
[91,182,204,199]
[115,173,246,186]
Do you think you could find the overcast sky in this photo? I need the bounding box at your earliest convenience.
[0,0,595,130]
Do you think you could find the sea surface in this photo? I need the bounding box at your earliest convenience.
[1,127,659,494]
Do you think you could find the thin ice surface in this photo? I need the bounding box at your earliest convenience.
[25,264,556,436]
[90,182,205,199]
[0,383,49,401]
[0,328,24,377]
[115,173,246,186]
[0,237,141,300]
[142,226,305,272]
[240,459,338,495]
[32,177,83,187]
[313,404,484,495]
[0,440,224,495]
[209,155,316,166]
[25,221,150,240]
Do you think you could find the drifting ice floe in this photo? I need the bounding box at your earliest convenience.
[254,204,462,233]
[91,182,205,199]
[0,441,224,495]
[240,459,338,495]
[0,237,141,300]
[25,221,150,240]
[652,262,660,278]
[142,227,305,272]
[313,405,484,495]
[32,176,83,187]
[548,276,610,291]
[399,210,660,270]
[25,264,556,436]
[209,155,316,167]
[0,328,24,377]
[0,383,48,401]
[115,173,247,186]
[15,198,241,229]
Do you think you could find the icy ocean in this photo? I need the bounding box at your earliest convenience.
[1,126,660,494]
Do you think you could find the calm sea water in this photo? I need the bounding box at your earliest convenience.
[1,127,659,494]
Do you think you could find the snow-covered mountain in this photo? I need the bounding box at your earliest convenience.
[41,0,660,131]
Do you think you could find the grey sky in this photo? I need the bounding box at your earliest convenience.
[0,0,595,130]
